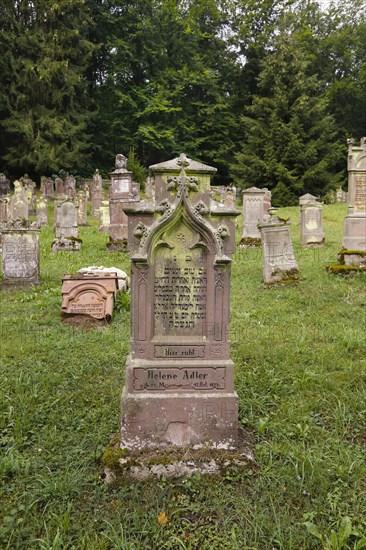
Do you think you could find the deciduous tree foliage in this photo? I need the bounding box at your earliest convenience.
[0,0,365,197]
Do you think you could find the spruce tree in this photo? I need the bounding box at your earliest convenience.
[230,14,342,205]
[0,0,95,177]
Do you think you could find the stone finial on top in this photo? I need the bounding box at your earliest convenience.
[115,154,127,171]
[176,153,190,170]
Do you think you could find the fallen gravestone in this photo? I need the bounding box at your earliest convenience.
[61,272,119,320]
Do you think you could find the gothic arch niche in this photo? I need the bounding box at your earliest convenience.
[151,204,215,342]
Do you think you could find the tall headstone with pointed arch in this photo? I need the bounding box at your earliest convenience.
[120,154,239,450]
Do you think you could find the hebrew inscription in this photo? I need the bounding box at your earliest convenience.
[154,222,208,338]
[354,175,366,211]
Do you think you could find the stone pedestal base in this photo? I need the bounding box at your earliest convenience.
[103,430,254,483]
[120,356,238,451]
[238,236,261,248]
[52,236,82,252]
[300,238,325,248]
[106,238,128,252]
[342,214,366,252]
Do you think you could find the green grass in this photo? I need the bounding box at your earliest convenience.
[1,203,366,549]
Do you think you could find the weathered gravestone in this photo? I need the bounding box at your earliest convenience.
[21,174,37,215]
[52,200,81,252]
[64,174,76,198]
[8,180,28,222]
[99,200,110,233]
[61,272,118,320]
[336,188,348,203]
[36,197,49,226]
[119,153,239,452]
[41,177,55,200]
[299,193,317,206]
[75,190,88,226]
[54,177,65,198]
[145,176,155,199]
[91,169,104,216]
[263,188,272,215]
[223,186,236,208]
[300,195,325,247]
[339,138,366,267]
[0,196,10,251]
[0,173,11,196]
[107,154,140,250]
[240,187,266,247]
[1,219,40,285]
[258,208,299,285]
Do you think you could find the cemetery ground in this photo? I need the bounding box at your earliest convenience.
[1,203,365,550]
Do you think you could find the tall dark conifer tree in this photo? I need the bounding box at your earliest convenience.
[230,14,342,204]
[0,0,95,177]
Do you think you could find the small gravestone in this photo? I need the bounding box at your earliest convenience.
[79,179,93,199]
[41,177,55,200]
[76,190,88,226]
[145,176,155,199]
[300,196,324,247]
[0,196,10,251]
[224,186,236,208]
[339,138,366,268]
[99,200,110,233]
[64,175,76,198]
[240,187,266,247]
[263,188,272,215]
[55,177,65,198]
[259,208,299,285]
[52,200,81,252]
[1,219,40,286]
[8,180,28,221]
[0,173,11,196]
[61,272,118,320]
[119,153,239,453]
[107,154,139,250]
[299,193,317,206]
[21,174,37,215]
[90,170,103,217]
[336,188,348,203]
[36,197,49,226]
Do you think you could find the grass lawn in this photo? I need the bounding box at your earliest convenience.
[1,202,365,549]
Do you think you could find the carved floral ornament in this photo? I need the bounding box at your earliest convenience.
[1,218,40,231]
[132,154,230,263]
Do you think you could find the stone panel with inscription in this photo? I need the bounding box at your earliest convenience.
[240,187,266,247]
[300,197,325,247]
[259,208,299,285]
[119,154,240,450]
[52,200,81,252]
[61,273,118,319]
[341,138,366,259]
[1,220,40,285]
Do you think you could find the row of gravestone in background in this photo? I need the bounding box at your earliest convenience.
[0,143,365,468]
[1,139,365,289]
